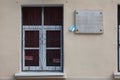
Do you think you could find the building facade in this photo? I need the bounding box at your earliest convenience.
[0,0,119,80]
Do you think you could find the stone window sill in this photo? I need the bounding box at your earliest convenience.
[114,72,120,78]
[15,72,66,79]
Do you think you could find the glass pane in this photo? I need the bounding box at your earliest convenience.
[25,50,39,66]
[22,7,42,25]
[25,31,39,47]
[44,7,63,25]
[46,31,61,47]
[46,50,61,66]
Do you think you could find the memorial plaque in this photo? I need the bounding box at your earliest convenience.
[75,10,103,34]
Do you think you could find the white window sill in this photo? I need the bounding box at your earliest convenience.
[114,72,120,78]
[15,72,66,79]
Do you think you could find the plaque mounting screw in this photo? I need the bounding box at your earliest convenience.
[100,12,102,14]
[76,11,79,14]
[100,29,102,31]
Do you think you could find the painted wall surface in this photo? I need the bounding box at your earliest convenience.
[0,0,119,80]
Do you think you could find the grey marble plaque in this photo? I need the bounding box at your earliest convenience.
[75,10,103,34]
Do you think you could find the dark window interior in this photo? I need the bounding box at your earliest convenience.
[46,31,61,47]
[25,50,39,66]
[118,6,120,25]
[44,7,63,25]
[22,7,42,25]
[25,31,39,47]
[22,7,63,25]
[46,50,60,66]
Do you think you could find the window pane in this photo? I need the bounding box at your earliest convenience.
[25,50,39,66]
[25,31,39,47]
[46,31,61,47]
[46,50,61,66]
[44,7,63,25]
[22,7,42,25]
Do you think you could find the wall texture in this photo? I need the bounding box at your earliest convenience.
[0,0,118,80]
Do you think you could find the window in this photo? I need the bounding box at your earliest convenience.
[118,5,120,72]
[22,7,63,72]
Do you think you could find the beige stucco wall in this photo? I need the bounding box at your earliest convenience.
[0,0,119,80]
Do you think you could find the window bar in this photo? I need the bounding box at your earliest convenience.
[39,28,41,71]
[61,29,62,70]
[41,7,44,70]
[22,29,25,71]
